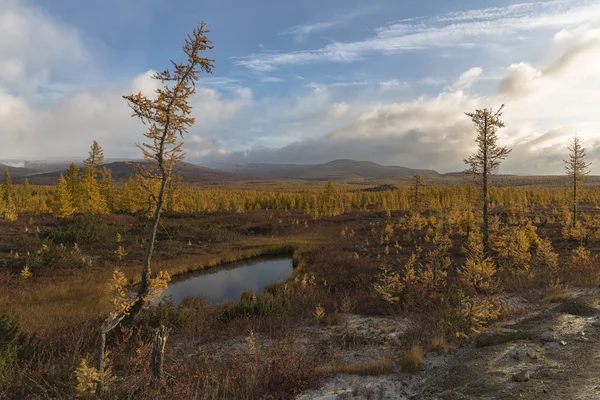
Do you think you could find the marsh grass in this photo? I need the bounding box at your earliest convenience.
[1,235,320,333]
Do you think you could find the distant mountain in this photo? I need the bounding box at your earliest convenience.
[217,159,439,181]
[0,163,43,179]
[23,161,253,185]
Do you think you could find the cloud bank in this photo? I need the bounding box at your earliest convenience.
[1,0,599,176]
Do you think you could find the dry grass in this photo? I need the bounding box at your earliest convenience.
[428,335,448,354]
[319,355,394,376]
[545,282,573,303]
[400,345,424,373]
[1,235,321,333]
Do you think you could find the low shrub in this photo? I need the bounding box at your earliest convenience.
[0,315,23,384]
[50,214,109,245]
[23,242,92,270]
[218,291,291,322]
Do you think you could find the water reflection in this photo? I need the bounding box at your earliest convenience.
[156,257,293,306]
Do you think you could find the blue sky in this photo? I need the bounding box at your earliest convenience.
[2,0,600,173]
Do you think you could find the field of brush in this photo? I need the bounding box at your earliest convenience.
[1,178,600,398]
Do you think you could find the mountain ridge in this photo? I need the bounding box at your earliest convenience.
[218,159,439,180]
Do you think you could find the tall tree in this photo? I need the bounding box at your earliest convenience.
[99,167,115,211]
[104,22,214,328]
[464,105,511,256]
[80,172,108,214]
[84,140,105,172]
[2,168,12,202]
[81,142,108,214]
[411,173,425,211]
[1,169,17,221]
[65,163,81,210]
[564,136,592,227]
[94,24,214,394]
[53,174,76,218]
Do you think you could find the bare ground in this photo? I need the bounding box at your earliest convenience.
[297,289,600,400]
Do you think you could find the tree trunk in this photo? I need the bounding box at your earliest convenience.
[121,174,170,327]
[482,117,490,257]
[151,325,169,381]
[573,173,577,228]
[95,313,126,397]
[96,328,106,397]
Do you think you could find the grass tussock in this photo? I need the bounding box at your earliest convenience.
[545,282,572,303]
[428,335,448,354]
[400,345,424,373]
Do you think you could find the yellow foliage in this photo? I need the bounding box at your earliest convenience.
[75,358,100,396]
[146,270,171,302]
[373,262,404,303]
[455,296,504,338]
[20,265,32,279]
[107,268,133,314]
[493,226,533,270]
[245,329,258,356]
[459,256,497,294]
[313,304,326,322]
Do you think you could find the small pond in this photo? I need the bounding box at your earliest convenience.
[155,256,293,307]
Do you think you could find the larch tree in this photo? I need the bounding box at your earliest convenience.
[123,23,214,324]
[564,136,591,227]
[94,23,214,394]
[464,105,512,256]
[2,169,12,202]
[81,141,108,214]
[84,140,105,172]
[411,173,425,211]
[65,163,82,210]
[1,169,17,221]
[53,174,76,218]
[99,167,115,211]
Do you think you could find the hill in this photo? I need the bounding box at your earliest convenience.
[22,161,253,185]
[222,159,439,181]
[0,163,43,179]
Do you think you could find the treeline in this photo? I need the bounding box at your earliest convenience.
[2,170,600,220]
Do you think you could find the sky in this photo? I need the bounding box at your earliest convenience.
[1,0,600,174]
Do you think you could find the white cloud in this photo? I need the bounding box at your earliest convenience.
[235,0,600,70]
[0,1,251,160]
[0,0,91,95]
[329,102,349,118]
[380,79,409,90]
[210,28,600,174]
[280,9,374,42]
[451,67,483,91]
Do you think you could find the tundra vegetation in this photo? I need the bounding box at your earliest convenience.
[1,26,600,400]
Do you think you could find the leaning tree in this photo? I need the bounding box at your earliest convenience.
[94,22,214,395]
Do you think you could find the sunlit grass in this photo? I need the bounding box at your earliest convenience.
[0,234,322,333]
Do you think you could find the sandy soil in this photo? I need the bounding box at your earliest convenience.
[297,289,600,400]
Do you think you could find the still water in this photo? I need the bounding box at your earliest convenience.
[156,257,293,307]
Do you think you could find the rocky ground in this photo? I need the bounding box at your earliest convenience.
[297,289,600,400]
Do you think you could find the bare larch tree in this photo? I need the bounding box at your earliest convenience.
[564,136,591,227]
[464,105,511,256]
[94,23,214,396]
[121,23,214,325]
